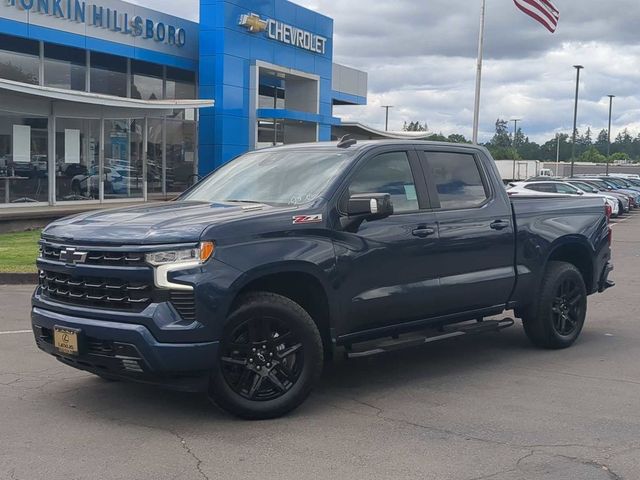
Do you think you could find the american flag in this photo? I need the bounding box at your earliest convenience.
[513,0,560,33]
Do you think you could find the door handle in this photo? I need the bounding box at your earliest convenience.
[490,220,509,231]
[412,226,436,238]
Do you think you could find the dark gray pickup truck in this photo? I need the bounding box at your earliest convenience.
[33,140,614,419]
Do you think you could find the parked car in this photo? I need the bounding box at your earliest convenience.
[71,166,126,197]
[566,179,630,214]
[576,179,634,208]
[607,173,640,180]
[33,140,614,419]
[507,181,618,217]
[579,177,640,207]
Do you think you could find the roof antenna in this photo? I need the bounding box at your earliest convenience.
[337,134,357,149]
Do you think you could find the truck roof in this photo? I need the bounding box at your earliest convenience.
[254,140,487,154]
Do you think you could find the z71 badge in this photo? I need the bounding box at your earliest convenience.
[292,214,323,225]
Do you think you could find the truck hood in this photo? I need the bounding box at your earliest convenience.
[42,201,291,245]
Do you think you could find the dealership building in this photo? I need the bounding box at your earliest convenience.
[0,0,367,209]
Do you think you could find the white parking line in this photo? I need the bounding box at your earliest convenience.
[0,330,32,335]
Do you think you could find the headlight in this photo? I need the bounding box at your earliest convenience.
[145,242,215,267]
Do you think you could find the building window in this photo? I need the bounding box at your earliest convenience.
[146,118,164,195]
[166,118,196,194]
[0,112,48,204]
[44,43,86,91]
[258,71,286,109]
[104,119,144,199]
[257,119,284,148]
[166,67,196,99]
[90,52,127,97]
[0,34,40,85]
[131,60,163,100]
[55,118,100,202]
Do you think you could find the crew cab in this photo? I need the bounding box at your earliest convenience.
[32,140,614,419]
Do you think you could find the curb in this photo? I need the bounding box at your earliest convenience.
[0,273,38,285]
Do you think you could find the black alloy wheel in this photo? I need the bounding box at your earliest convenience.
[522,261,587,349]
[220,316,304,402]
[550,278,585,336]
[209,292,323,419]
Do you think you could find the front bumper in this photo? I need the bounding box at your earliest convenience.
[32,307,219,392]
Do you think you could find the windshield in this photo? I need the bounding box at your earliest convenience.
[181,149,356,206]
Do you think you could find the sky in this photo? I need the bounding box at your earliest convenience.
[129,0,640,143]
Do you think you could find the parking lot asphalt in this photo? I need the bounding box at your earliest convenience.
[1,216,639,480]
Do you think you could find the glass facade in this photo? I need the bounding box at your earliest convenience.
[104,119,144,200]
[90,52,128,97]
[147,118,164,195]
[0,36,199,207]
[44,44,86,91]
[0,34,40,85]
[131,61,163,101]
[166,119,197,194]
[55,118,100,201]
[166,67,196,99]
[0,112,49,204]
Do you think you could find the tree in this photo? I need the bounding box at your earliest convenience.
[595,129,609,155]
[539,134,571,162]
[490,119,511,149]
[402,121,428,132]
[426,133,448,142]
[447,133,470,144]
[580,146,606,163]
[609,152,630,163]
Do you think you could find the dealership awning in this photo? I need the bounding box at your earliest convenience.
[334,122,433,140]
[0,78,214,110]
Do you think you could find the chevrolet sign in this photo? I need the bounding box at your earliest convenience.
[239,13,327,55]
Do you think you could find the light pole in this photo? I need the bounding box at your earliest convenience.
[556,133,561,177]
[510,118,521,180]
[381,105,394,131]
[570,65,584,178]
[606,94,615,175]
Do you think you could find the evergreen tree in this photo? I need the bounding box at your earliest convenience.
[490,119,511,149]
[595,129,609,155]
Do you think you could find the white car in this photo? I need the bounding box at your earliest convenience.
[507,180,619,217]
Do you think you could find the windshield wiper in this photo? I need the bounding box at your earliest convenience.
[222,199,262,204]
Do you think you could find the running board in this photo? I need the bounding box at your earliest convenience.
[345,318,515,359]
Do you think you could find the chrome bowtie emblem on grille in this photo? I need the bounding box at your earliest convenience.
[59,248,88,265]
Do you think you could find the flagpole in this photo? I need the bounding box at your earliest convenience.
[472,0,486,144]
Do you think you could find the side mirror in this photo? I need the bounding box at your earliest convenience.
[347,193,394,220]
[576,191,584,195]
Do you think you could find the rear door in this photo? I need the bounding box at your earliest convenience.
[417,148,516,316]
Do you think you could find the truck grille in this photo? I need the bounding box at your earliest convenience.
[39,270,152,312]
[40,243,146,267]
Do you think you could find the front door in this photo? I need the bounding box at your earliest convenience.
[333,148,440,335]
[418,149,516,316]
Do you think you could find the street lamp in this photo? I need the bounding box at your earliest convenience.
[510,118,521,180]
[606,94,615,175]
[381,105,394,131]
[570,65,584,178]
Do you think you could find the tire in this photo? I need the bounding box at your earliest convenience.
[522,261,587,349]
[208,292,324,420]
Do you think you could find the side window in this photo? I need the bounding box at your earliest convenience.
[555,183,578,194]
[347,151,419,213]
[526,183,555,193]
[425,152,488,209]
